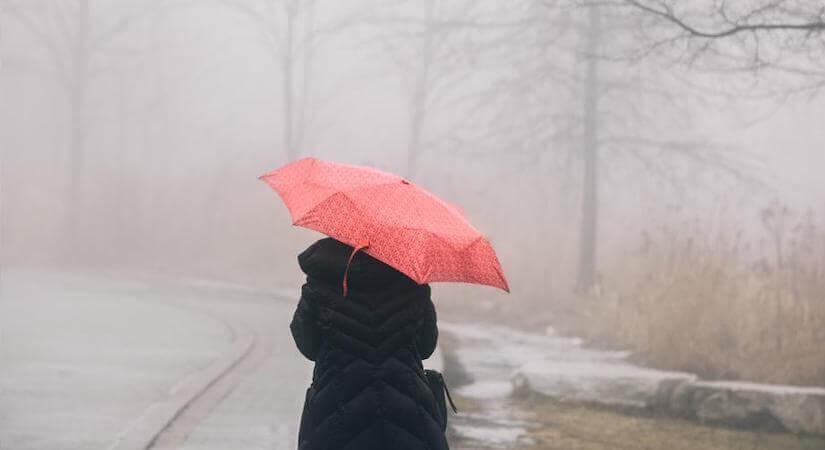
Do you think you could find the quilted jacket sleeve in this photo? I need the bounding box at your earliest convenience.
[290,291,322,361]
[415,296,439,360]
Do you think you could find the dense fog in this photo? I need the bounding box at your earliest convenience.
[3,0,825,396]
[3,1,825,449]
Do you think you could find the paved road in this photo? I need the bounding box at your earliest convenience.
[0,270,451,450]
[0,270,236,450]
[0,270,309,450]
[148,280,312,450]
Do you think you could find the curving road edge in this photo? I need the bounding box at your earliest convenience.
[107,329,256,450]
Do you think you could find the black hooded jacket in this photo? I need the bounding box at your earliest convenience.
[291,238,449,450]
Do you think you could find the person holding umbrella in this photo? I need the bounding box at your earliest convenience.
[260,157,508,450]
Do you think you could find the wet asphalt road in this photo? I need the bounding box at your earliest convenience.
[0,270,309,450]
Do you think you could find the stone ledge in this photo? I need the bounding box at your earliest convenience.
[675,381,825,435]
[512,361,696,409]
[512,362,825,436]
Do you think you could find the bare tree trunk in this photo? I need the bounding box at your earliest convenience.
[0,101,6,288]
[282,1,297,162]
[66,0,90,256]
[406,0,436,181]
[576,4,601,292]
[68,86,86,210]
[114,67,133,259]
[295,0,316,154]
[139,18,169,260]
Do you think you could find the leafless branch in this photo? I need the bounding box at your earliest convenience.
[623,0,825,39]
[1,0,66,76]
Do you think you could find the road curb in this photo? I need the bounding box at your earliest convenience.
[108,329,256,450]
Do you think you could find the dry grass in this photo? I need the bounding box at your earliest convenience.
[450,394,825,450]
[575,203,825,387]
[516,396,825,450]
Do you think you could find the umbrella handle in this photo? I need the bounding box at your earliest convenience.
[342,239,370,297]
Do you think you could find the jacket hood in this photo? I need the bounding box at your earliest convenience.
[298,237,419,293]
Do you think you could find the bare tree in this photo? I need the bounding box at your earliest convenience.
[371,1,608,288]
[559,0,825,289]
[0,0,158,252]
[573,2,760,290]
[0,15,5,288]
[595,0,825,92]
[216,0,357,162]
[400,0,436,181]
[546,0,825,289]
[368,0,531,181]
[420,1,755,292]
[577,3,601,291]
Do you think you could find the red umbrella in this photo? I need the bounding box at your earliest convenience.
[259,157,509,294]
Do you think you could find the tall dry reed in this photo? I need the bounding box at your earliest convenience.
[580,202,825,387]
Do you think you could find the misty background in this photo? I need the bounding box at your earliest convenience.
[2,0,825,387]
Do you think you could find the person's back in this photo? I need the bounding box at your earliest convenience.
[291,237,449,450]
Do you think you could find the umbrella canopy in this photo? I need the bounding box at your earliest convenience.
[259,157,509,293]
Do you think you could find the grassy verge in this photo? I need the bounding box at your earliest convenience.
[451,393,825,450]
[519,395,824,450]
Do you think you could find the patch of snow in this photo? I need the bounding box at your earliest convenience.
[520,360,695,380]
[440,320,629,391]
[692,380,825,396]
[457,381,513,399]
[452,423,526,447]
